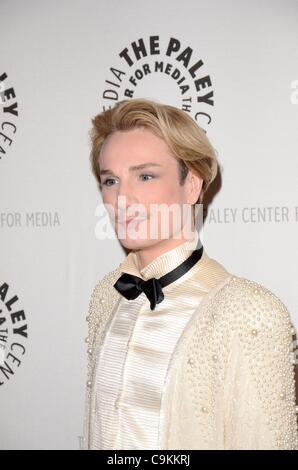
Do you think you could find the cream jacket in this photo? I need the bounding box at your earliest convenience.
[82,251,298,450]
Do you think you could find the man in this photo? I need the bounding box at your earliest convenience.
[83,98,298,450]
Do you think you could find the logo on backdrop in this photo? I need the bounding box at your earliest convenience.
[102,35,214,129]
[0,282,28,387]
[0,72,19,160]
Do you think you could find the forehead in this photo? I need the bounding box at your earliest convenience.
[99,128,174,167]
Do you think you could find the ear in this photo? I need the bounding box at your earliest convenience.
[186,170,203,204]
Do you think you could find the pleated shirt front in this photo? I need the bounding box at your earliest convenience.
[91,233,214,449]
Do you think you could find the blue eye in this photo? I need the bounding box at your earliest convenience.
[101,174,155,187]
[139,174,155,181]
[102,178,116,187]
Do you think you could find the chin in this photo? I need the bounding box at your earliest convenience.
[118,236,160,252]
[115,219,175,251]
[116,224,167,251]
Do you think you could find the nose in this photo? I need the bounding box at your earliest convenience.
[116,178,133,198]
[116,180,139,220]
[116,179,138,206]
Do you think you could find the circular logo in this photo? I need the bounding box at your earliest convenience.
[0,72,18,160]
[102,35,214,129]
[0,282,28,387]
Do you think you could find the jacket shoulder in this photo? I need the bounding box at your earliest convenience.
[186,274,294,350]
[216,275,294,331]
[86,265,122,345]
[89,265,122,300]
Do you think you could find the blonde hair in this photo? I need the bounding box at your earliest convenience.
[89,98,218,204]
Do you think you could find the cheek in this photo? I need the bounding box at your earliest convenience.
[101,189,116,206]
[101,191,118,223]
[149,180,184,205]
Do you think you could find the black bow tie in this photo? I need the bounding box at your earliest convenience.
[113,245,203,311]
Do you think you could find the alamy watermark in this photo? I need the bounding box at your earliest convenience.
[94,197,204,244]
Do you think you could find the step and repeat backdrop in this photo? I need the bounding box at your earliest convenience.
[1,0,298,450]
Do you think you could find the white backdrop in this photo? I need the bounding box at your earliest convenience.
[1,0,297,450]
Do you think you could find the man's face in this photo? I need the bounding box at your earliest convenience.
[99,127,201,251]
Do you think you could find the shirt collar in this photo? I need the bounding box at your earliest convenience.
[119,229,202,280]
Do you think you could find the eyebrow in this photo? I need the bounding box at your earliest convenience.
[99,162,162,176]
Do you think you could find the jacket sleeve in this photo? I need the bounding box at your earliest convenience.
[82,280,103,450]
[82,266,122,450]
[223,278,298,450]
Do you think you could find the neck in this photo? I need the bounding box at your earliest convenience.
[133,226,196,271]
